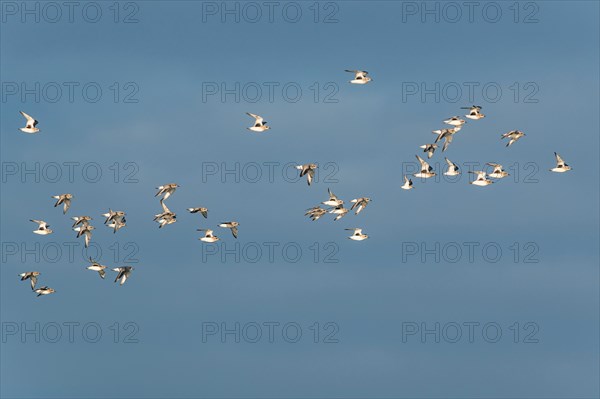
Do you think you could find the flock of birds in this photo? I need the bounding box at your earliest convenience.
[15,69,572,297]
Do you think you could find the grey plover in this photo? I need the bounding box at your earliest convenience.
[346,228,369,241]
[350,197,371,215]
[112,266,134,285]
[345,69,372,84]
[501,130,526,147]
[550,152,572,173]
[296,163,318,186]
[19,111,40,134]
[219,221,239,238]
[246,112,270,132]
[198,229,220,243]
[469,171,494,186]
[31,219,52,235]
[155,183,179,201]
[52,193,73,214]
[401,175,414,190]
[414,155,436,178]
[19,271,41,290]
[444,157,461,176]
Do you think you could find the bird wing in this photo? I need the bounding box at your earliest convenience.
[246,112,263,124]
[416,155,429,171]
[20,111,36,125]
[328,188,338,201]
[161,200,171,213]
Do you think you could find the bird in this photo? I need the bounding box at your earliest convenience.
[154,200,176,228]
[443,116,466,127]
[401,175,414,190]
[350,197,371,215]
[469,171,494,186]
[322,188,343,207]
[187,207,208,218]
[19,272,41,290]
[305,206,328,221]
[246,112,270,132]
[329,204,349,221]
[346,228,369,241]
[414,155,436,178]
[444,158,461,176]
[155,183,179,200]
[462,105,485,120]
[76,223,95,248]
[198,229,219,243]
[34,286,56,297]
[296,163,317,186]
[112,266,134,285]
[86,258,107,279]
[432,127,459,152]
[106,217,126,234]
[71,216,92,228]
[52,193,73,214]
[420,143,438,159]
[19,111,40,134]
[102,209,125,225]
[550,152,572,173]
[345,69,372,84]
[219,221,239,238]
[487,163,509,179]
[31,219,52,235]
[501,130,526,147]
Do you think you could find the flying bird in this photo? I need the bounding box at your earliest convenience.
[329,204,349,221]
[86,258,107,279]
[462,105,485,120]
[414,155,436,178]
[71,216,92,228]
[187,207,208,218]
[155,183,179,200]
[102,209,126,233]
[345,69,372,84]
[31,219,52,235]
[305,206,328,221]
[19,272,41,290]
[246,112,270,132]
[420,143,438,159]
[102,209,125,224]
[296,163,317,186]
[34,286,56,297]
[432,127,459,152]
[75,223,95,248]
[322,188,344,207]
[106,217,126,233]
[444,158,461,176]
[219,221,239,238]
[112,266,134,285]
[401,175,414,190]
[486,163,509,179]
[550,152,572,173]
[443,116,466,127]
[469,171,494,186]
[154,200,177,228]
[198,229,220,243]
[501,130,526,147]
[52,193,73,214]
[350,197,371,215]
[346,228,369,241]
[19,111,40,134]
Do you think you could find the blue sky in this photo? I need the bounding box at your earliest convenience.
[1,1,599,398]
